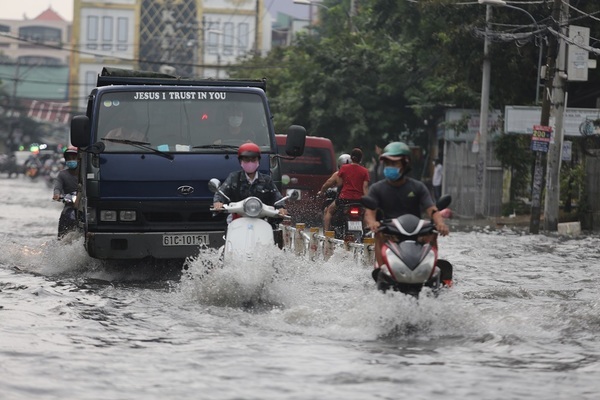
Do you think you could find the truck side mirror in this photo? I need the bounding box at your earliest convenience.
[87,141,106,154]
[71,115,91,148]
[285,125,306,157]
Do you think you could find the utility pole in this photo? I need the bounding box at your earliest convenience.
[543,0,569,231]
[254,0,261,55]
[529,0,562,234]
[475,5,492,218]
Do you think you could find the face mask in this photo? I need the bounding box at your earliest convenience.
[383,166,401,181]
[66,160,78,170]
[229,116,243,127]
[241,160,259,174]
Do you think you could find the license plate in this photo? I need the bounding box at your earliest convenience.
[162,234,209,246]
[347,221,363,231]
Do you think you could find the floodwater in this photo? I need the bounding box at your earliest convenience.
[1,176,599,400]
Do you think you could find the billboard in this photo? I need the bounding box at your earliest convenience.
[504,105,600,137]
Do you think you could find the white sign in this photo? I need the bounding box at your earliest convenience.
[505,105,600,137]
[567,25,590,82]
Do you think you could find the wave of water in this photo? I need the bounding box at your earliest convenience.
[1,178,599,399]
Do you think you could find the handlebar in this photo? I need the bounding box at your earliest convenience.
[209,206,291,219]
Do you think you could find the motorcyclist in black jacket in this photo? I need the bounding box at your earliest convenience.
[212,142,287,218]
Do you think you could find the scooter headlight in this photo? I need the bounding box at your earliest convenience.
[243,197,263,218]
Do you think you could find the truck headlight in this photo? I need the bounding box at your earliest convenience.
[119,210,137,222]
[100,210,117,222]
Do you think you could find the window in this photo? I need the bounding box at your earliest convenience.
[18,55,62,66]
[238,23,249,55]
[102,17,113,50]
[117,17,128,51]
[279,147,335,175]
[222,23,234,56]
[87,16,98,49]
[207,22,220,55]
[19,26,61,44]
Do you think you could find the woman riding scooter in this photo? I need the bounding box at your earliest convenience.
[212,142,287,219]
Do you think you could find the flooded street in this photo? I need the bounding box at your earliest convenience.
[1,176,599,400]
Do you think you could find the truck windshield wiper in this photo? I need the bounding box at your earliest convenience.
[101,138,174,160]
[192,144,239,150]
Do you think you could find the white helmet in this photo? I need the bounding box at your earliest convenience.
[337,153,351,169]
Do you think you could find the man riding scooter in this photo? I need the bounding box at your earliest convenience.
[319,153,351,212]
[318,148,370,234]
[363,142,449,275]
[52,146,80,238]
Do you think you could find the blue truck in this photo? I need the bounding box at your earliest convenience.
[70,67,305,260]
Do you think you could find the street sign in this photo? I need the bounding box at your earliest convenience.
[531,125,552,153]
[562,140,572,161]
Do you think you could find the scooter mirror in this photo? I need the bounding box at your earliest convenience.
[208,178,221,193]
[360,195,378,210]
[289,189,299,201]
[436,194,452,211]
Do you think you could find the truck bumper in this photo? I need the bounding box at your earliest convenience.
[85,231,225,260]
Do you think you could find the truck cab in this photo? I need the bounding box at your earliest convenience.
[71,67,305,260]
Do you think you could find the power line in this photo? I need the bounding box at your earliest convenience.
[0,32,288,76]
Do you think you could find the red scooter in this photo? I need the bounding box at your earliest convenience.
[362,195,453,297]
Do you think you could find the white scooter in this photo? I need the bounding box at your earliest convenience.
[208,178,298,263]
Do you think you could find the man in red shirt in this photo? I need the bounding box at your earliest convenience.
[318,148,370,232]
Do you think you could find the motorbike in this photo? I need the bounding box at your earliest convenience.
[362,194,453,297]
[56,192,78,239]
[208,178,298,263]
[331,201,365,242]
[323,188,365,242]
[25,165,40,180]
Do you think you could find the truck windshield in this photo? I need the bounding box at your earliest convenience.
[97,90,271,152]
[279,147,335,175]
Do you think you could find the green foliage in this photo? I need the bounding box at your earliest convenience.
[560,160,585,214]
[230,0,595,161]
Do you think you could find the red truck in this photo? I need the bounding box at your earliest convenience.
[276,135,336,226]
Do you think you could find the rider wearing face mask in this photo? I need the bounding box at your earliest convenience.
[52,146,81,238]
[212,143,287,216]
[52,146,79,202]
[364,141,449,236]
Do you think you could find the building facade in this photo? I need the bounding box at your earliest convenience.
[0,8,71,151]
[0,8,71,66]
[70,0,272,113]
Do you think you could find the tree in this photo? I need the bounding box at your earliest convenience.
[230,0,599,164]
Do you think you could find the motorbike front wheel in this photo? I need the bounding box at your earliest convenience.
[57,206,78,239]
[376,271,424,297]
